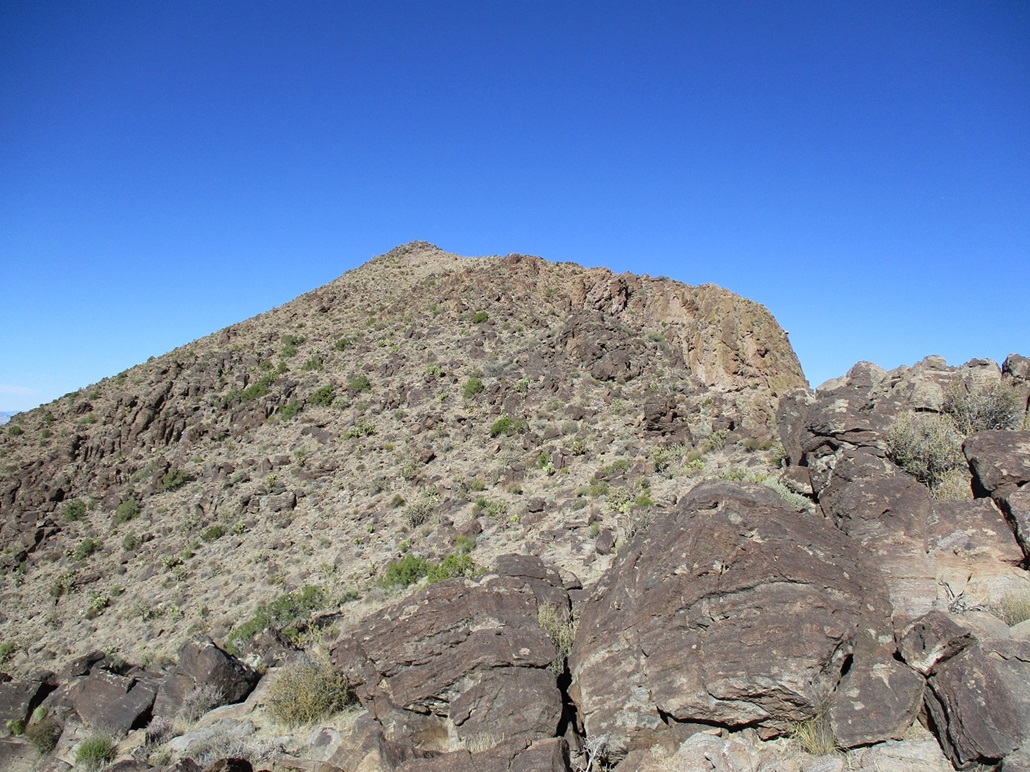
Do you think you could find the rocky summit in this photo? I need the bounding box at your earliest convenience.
[0,243,1028,771]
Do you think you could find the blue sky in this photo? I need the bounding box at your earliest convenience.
[2,1,1027,412]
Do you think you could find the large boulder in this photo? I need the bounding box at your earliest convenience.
[568,481,897,762]
[153,639,259,720]
[964,431,1030,498]
[68,670,157,734]
[331,555,568,756]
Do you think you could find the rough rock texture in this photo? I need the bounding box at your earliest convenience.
[965,431,1030,497]
[153,639,259,720]
[331,555,568,757]
[68,669,157,734]
[568,481,895,761]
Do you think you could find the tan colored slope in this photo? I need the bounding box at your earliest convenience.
[0,242,801,668]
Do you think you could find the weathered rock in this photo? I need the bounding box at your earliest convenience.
[152,639,259,720]
[0,737,43,772]
[331,555,567,755]
[568,481,895,762]
[897,611,975,675]
[0,675,53,732]
[625,729,840,772]
[964,430,1030,497]
[68,670,157,734]
[819,461,937,621]
[998,486,1030,562]
[850,734,954,771]
[925,643,1023,767]
[829,659,924,748]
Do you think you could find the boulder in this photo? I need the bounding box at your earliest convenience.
[568,481,896,762]
[331,555,567,755]
[964,431,1030,497]
[998,486,1030,562]
[0,674,54,732]
[850,734,954,771]
[68,670,157,733]
[153,639,259,720]
[828,659,924,748]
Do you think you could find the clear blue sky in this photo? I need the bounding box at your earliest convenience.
[2,1,1028,412]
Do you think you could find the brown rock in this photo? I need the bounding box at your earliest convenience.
[829,659,924,748]
[152,639,259,720]
[68,670,157,733]
[331,556,567,755]
[897,612,975,675]
[964,430,1030,497]
[568,481,895,762]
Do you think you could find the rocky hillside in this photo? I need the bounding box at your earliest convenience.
[2,242,1029,771]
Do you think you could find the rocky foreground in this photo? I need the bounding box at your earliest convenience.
[0,354,1026,771]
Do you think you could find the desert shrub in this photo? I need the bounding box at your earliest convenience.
[425,364,446,378]
[943,381,1024,435]
[538,603,576,669]
[75,734,116,769]
[761,478,813,511]
[334,336,351,351]
[225,585,327,655]
[462,377,484,399]
[74,537,103,560]
[301,355,323,372]
[50,570,76,598]
[343,422,376,439]
[279,334,303,358]
[490,414,528,438]
[931,468,973,501]
[230,375,274,404]
[405,495,437,528]
[25,715,61,755]
[471,310,489,324]
[113,497,140,524]
[455,534,475,554]
[7,424,23,437]
[992,592,1030,626]
[160,468,193,491]
[278,399,303,420]
[791,710,836,756]
[380,549,476,590]
[265,654,355,727]
[309,384,335,406]
[121,532,141,551]
[177,682,225,722]
[62,499,87,522]
[886,412,964,489]
[346,374,371,394]
[0,642,14,667]
[201,524,225,542]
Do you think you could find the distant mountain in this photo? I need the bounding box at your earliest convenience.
[0,411,16,425]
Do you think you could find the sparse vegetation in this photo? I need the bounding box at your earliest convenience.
[992,592,1030,627]
[344,422,376,439]
[310,384,336,406]
[75,734,116,769]
[160,467,193,491]
[279,399,303,420]
[62,498,87,522]
[471,310,489,324]
[113,497,141,524]
[265,653,355,726]
[462,377,484,399]
[347,374,371,394]
[74,537,103,560]
[886,411,964,490]
[490,414,528,438]
[201,524,225,542]
[790,709,836,756]
[225,585,328,655]
[538,603,576,672]
[379,544,477,590]
[25,714,61,755]
[943,380,1025,435]
[0,641,14,667]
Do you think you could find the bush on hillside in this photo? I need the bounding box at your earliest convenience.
[943,381,1024,435]
[886,411,964,489]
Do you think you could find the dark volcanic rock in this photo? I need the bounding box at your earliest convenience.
[568,480,896,761]
[331,555,568,756]
[68,670,157,733]
[965,431,1030,497]
[152,639,259,720]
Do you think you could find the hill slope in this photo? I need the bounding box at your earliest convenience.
[0,242,804,666]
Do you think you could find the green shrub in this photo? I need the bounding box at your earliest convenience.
[490,414,528,438]
[347,374,371,394]
[160,468,192,491]
[62,499,87,522]
[943,381,1024,435]
[301,356,323,372]
[538,603,576,671]
[405,496,436,528]
[265,654,354,727]
[310,384,336,406]
[886,412,964,489]
[462,377,484,399]
[225,586,327,655]
[334,336,351,351]
[113,498,140,524]
[121,532,141,551]
[380,549,476,590]
[201,524,225,542]
[425,364,446,378]
[455,534,476,554]
[343,422,376,439]
[0,641,14,667]
[232,375,275,404]
[278,399,303,420]
[75,734,116,769]
[25,715,61,755]
[471,310,489,324]
[279,334,304,359]
[74,538,103,560]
